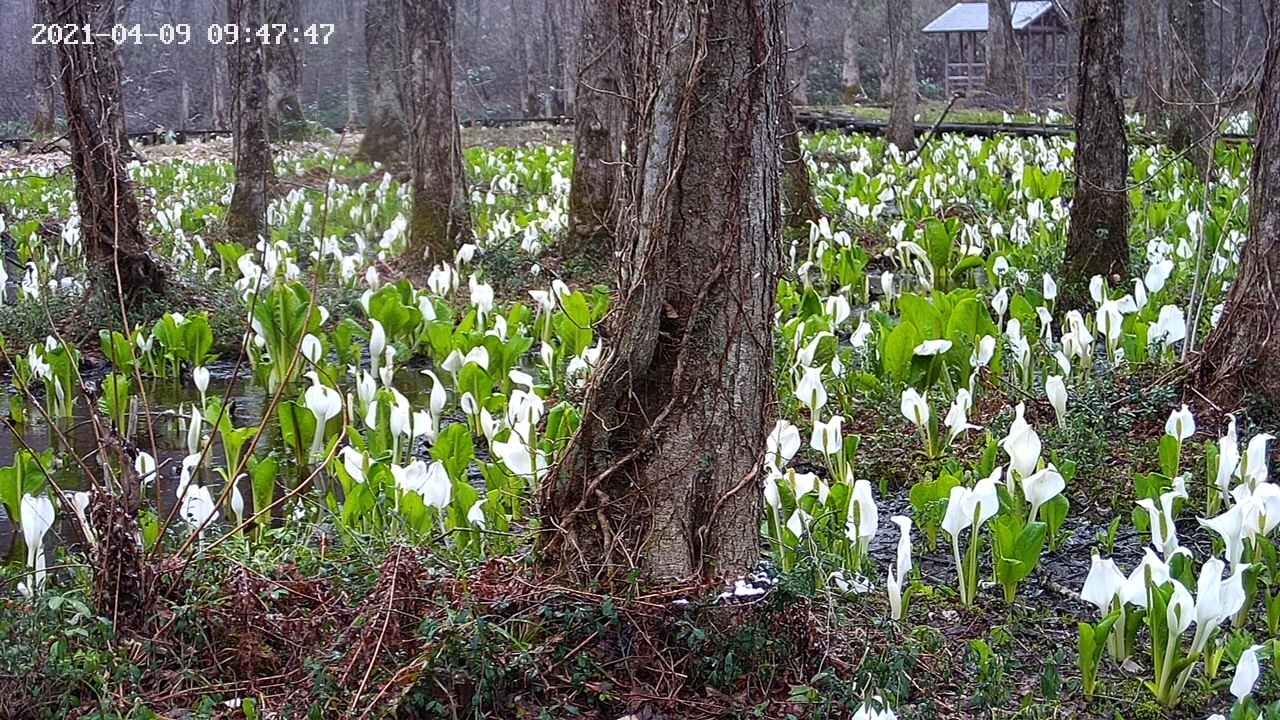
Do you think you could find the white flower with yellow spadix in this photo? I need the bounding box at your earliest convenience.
[1199,503,1248,568]
[1022,464,1064,523]
[1212,416,1240,508]
[810,415,843,457]
[469,274,495,326]
[914,339,952,357]
[229,477,245,527]
[301,333,323,365]
[467,499,487,529]
[795,365,828,413]
[900,387,929,429]
[1000,403,1041,483]
[942,472,1000,605]
[1165,403,1196,441]
[304,372,343,461]
[943,389,978,445]
[991,287,1009,329]
[1149,305,1186,350]
[340,445,368,485]
[1138,484,1188,559]
[845,479,878,556]
[1045,375,1068,428]
[193,365,210,408]
[1043,273,1058,303]
[18,493,55,598]
[1239,432,1275,489]
[494,433,548,482]
[886,515,913,621]
[1081,552,1127,616]
[852,697,898,720]
[135,450,157,486]
[1230,644,1265,701]
[766,419,801,473]
[1232,482,1280,540]
[1188,557,1247,655]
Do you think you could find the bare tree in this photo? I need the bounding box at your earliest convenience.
[1168,0,1212,172]
[265,0,307,138]
[226,0,273,245]
[540,0,783,582]
[356,0,408,163]
[46,0,164,299]
[1134,0,1169,131]
[791,0,814,105]
[32,0,57,136]
[1062,0,1129,308]
[1196,2,1280,407]
[886,0,916,150]
[839,4,864,103]
[565,0,628,263]
[985,0,1025,105]
[403,0,470,264]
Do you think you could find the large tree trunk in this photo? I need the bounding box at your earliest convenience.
[1196,5,1280,408]
[540,0,782,583]
[226,0,273,245]
[265,0,307,139]
[1168,0,1212,173]
[886,0,916,150]
[32,0,56,137]
[46,0,164,300]
[1062,0,1129,309]
[839,5,863,103]
[356,0,409,163]
[986,0,1025,105]
[565,0,628,264]
[1134,0,1169,131]
[403,0,470,264]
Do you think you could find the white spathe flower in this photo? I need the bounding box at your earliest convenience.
[1149,305,1187,348]
[845,479,879,549]
[1023,464,1065,523]
[1240,433,1275,488]
[340,445,368,484]
[1165,578,1195,636]
[766,419,801,472]
[914,339,952,357]
[1045,375,1068,428]
[193,366,210,402]
[1200,504,1248,567]
[135,451,157,485]
[18,493,56,597]
[943,389,978,443]
[179,484,219,536]
[972,335,996,367]
[420,461,453,509]
[810,415,843,456]
[1080,552,1126,615]
[1042,273,1058,301]
[1230,644,1265,701]
[941,475,1000,541]
[1138,485,1188,558]
[305,373,343,459]
[1165,403,1196,441]
[467,499,487,528]
[886,515,913,621]
[1000,403,1041,480]
[1189,557,1247,653]
[786,507,813,539]
[1089,275,1106,304]
[795,366,828,413]
[900,387,929,429]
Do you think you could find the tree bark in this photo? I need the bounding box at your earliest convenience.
[356,0,409,163]
[226,0,274,245]
[32,0,57,137]
[986,0,1025,105]
[265,0,307,139]
[540,0,782,583]
[565,0,628,264]
[886,0,916,150]
[1134,0,1168,131]
[1062,0,1129,309]
[46,0,164,301]
[1168,0,1212,173]
[839,4,863,103]
[1196,3,1280,408]
[403,0,470,264]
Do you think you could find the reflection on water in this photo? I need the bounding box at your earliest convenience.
[0,360,440,565]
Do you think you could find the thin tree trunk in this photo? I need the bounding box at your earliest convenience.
[540,0,782,583]
[1134,0,1168,131]
[265,0,307,139]
[791,0,813,105]
[565,0,627,262]
[1062,0,1130,309]
[840,5,863,103]
[32,0,56,137]
[209,0,229,129]
[226,0,273,245]
[179,79,190,133]
[46,0,164,300]
[781,99,819,230]
[1168,0,1212,173]
[1196,2,1280,407]
[886,0,916,149]
[344,0,359,129]
[986,0,1025,105]
[403,0,470,264]
[356,0,408,163]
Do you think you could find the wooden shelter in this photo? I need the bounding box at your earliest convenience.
[922,1,1071,98]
